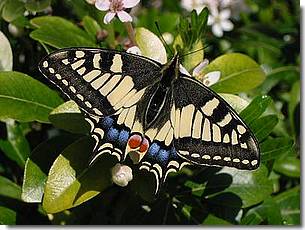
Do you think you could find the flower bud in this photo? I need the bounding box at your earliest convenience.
[111,163,133,187]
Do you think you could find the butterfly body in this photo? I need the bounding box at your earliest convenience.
[39,48,260,194]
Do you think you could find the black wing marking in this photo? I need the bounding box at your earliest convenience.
[172,75,260,170]
[39,48,162,117]
[139,88,191,194]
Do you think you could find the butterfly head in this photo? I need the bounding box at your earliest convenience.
[161,54,181,86]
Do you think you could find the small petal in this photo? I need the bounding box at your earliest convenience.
[192,59,209,77]
[212,23,223,37]
[201,71,221,86]
[207,15,215,25]
[127,46,142,55]
[179,64,191,76]
[95,0,110,11]
[219,9,231,19]
[117,10,133,22]
[103,12,116,24]
[162,32,174,44]
[221,20,234,31]
[123,0,140,8]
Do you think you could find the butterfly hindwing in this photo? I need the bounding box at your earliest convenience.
[39,48,162,117]
[172,76,260,170]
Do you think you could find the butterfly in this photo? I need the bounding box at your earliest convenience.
[39,48,260,194]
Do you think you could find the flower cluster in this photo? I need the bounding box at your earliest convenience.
[181,0,249,37]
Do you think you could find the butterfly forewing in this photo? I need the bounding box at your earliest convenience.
[172,76,260,170]
[39,48,162,117]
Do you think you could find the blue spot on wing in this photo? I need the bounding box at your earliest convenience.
[102,116,114,130]
[147,143,160,158]
[106,127,119,141]
[157,149,170,166]
[118,130,129,147]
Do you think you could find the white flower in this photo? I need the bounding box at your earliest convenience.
[180,0,206,14]
[192,59,209,77]
[162,32,174,45]
[208,8,233,37]
[126,46,142,55]
[95,0,140,24]
[111,163,133,187]
[201,71,221,86]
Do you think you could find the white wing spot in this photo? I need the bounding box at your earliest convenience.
[231,129,238,145]
[69,86,76,93]
[55,74,62,80]
[233,158,240,163]
[218,113,232,127]
[62,80,68,86]
[93,53,101,68]
[202,98,219,116]
[202,118,211,141]
[43,61,48,68]
[83,70,102,82]
[179,104,195,138]
[212,124,221,142]
[77,67,86,75]
[241,143,247,149]
[110,54,123,73]
[191,153,200,158]
[76,51,85,58]
[224,157,231,161]
[251,160,258,166]
[179,150,189,156]
[93,108,103,116]
[242,159,249,164]
[77,94,84,101]
[62,59,69,65]
[237,125,247,134]
[202,155,211,159]
[223,133,230,143]
[71,59,85,70]
[49,68,55,73]
[213,156,221,160]
[85,101,92,108]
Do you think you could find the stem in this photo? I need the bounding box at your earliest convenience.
[124,22,137,46]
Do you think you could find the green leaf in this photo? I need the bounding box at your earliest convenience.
[201,53,266,93]
[202,214,231,225]
[1,0,24,22]
[49,101,90,134]
[0,176,21,200]
[24,0,51,12]
[42,137,116,213]
[240,95,272,124]
[260,138,294,162]
[274,186,300,225]
[0,206,16,225]
[241,196,282,225]
[205,165,273,208]
[0,119,30,168]
[82,16,101,41]
[30,16,97,49]
[21,134,79,203]
[288,81,300,135]
[249,115,278,142]
[183,40,204,72]
[273,155,300,178]
[0,31,13,71]
[0,71,63,123]
[135,27,167,64]
[219,93,249,114]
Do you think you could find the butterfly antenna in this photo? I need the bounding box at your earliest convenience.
[180,44,211,58]
[154,21,174,57]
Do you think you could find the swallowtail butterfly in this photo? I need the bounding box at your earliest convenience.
[39,48,260,194]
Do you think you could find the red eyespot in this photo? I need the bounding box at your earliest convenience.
[128,134,142,149]
[139,138,149,153]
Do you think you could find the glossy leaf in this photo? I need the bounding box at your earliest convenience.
[0,206,16,225]
[24,0,51,12]
[249,115,278,142]
[82,16,101,41]
[0,31,13,71]
[135,27,167,64]
[273,155,300,178]
[205,165,273,208]
[30,16,96,49]
[241,197,282,225]
[274,186,300,225]
[42,137,116,213]
[1,0,24,22]
[0,71,63,123]
[202,53,266,93]
[260,138,294,162]
[49,100,90,134]
[0,176,21,200]
[21,134,79,203]
[288,81,300,135]
[202,214,231,225]
[219,93,249,114]
[240,95,272,124]
[0,119,30,168]
[183,40,204,72]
